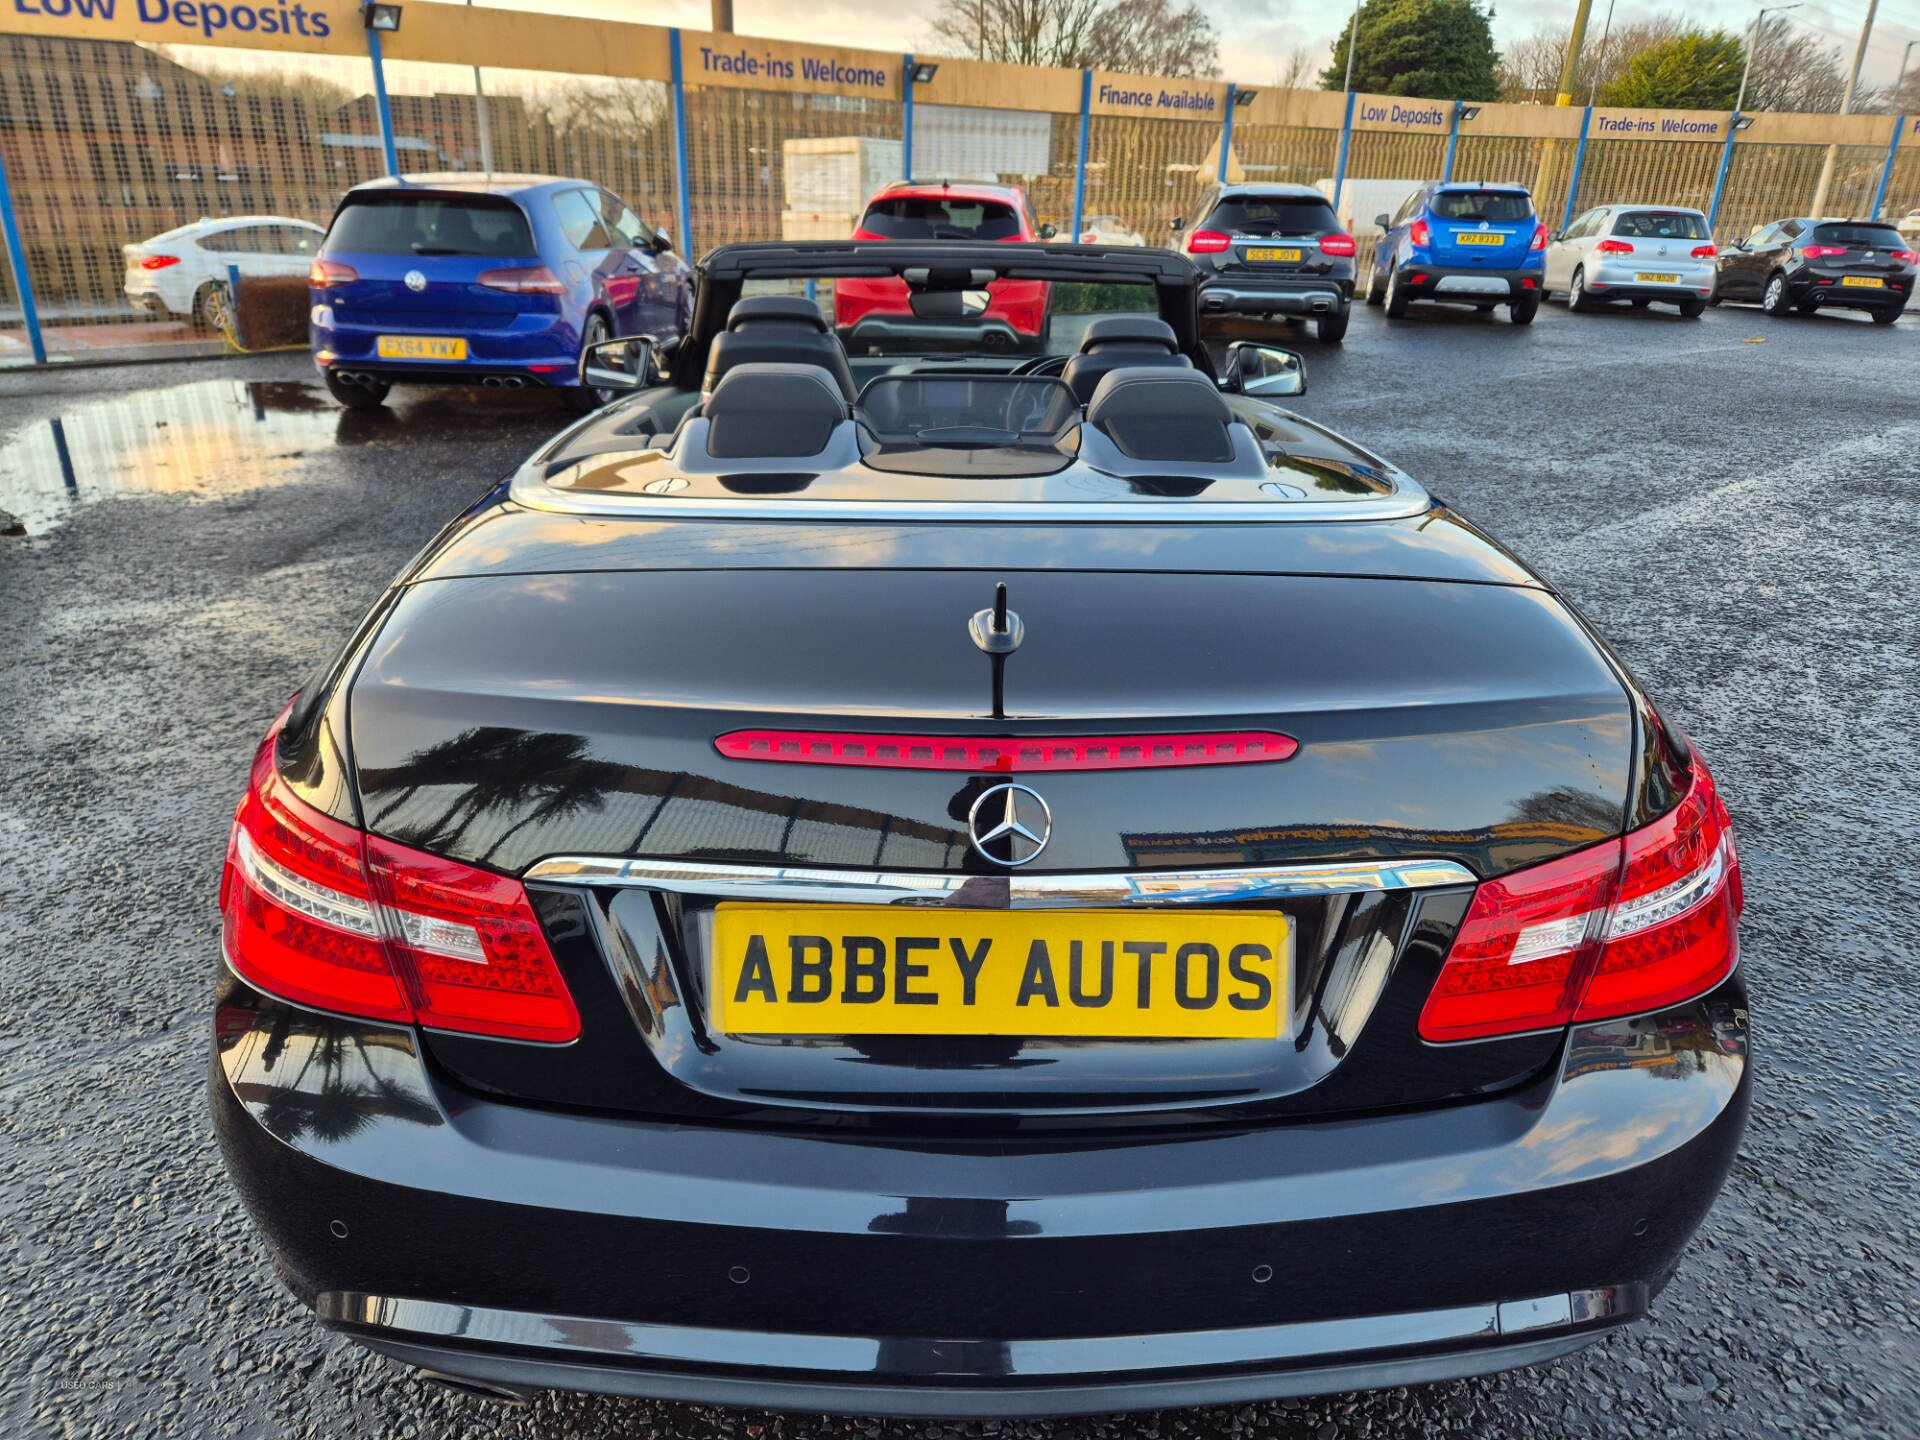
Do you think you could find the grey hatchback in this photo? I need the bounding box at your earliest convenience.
[1544,206,1717,316]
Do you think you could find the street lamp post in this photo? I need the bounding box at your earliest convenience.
[1736,2,1801,117]
[1809,0,1879,217]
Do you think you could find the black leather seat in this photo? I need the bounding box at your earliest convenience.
[1060,315,1191,405]
[1085,369,1236,463]
[703,295,857,400]
[703,362,850,459]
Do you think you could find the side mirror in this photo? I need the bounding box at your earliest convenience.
[1038,222,1057,240]
[1374,213,1391,230]
[579,334,659,395]
[1223,341,1306,398]
[652,228,673,253]
[1168,216,1185,232]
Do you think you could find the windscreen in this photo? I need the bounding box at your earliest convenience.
[860,197,1023,241]
[1810,223,1905,249]
[858,376,1079,444]
[324,194,535,257]
[1613,211,1710,240]
[1431,190,1533,223]
[1205,196,1338,236]
[746,276,1160,361]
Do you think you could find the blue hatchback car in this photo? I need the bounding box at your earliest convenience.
[310,174,692,412]
[1365,182,1546,325]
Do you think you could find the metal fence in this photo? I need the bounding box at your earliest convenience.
[1,1,1915,365]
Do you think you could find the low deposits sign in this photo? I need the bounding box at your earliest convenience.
[8,0,358,48]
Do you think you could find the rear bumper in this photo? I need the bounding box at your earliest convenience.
[1394,264,1540,301]
[1784,271,1911,310]
[1198,277,1351,316]
[310,301,583,380]
[212,973,1750,1416]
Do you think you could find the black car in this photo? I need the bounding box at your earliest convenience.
[1714,216,1915,323]
[1172,184,1357,343]
[213,241,1750,1417]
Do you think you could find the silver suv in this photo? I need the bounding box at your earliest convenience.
[1545,205,1717,317]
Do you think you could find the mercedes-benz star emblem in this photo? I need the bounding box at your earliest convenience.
[968,783,1052,867]
[404,269,427,292]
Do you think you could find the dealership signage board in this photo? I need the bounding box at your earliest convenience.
[1090,72,1227,120]
[4,0,364,53]
[1349,95,1451,134]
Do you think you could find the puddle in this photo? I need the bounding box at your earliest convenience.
[0,378,561,537]
[0,380,350,537]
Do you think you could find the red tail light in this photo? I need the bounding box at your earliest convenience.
[1892,249,1918,265]
[1800,245,1847,259]
[477,264,565,294]
[1186,230,1231,255]
[1409,219,1431,247]
[1691,244,1718,258]
[715,729,1297,772]
[1594,238,1634,254]
[221,723,580,1042]
[1318,233,1357,257]
[1530,223,1549,251]
[1419,749,1741,1043]
[139,254,182,270]
[309,258,358,288]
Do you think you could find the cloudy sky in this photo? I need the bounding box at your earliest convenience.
[530,0,1916,91]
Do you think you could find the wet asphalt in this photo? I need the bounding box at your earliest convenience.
[1,299,1916,1440]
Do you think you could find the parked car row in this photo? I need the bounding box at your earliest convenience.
[1171,179,1914,342]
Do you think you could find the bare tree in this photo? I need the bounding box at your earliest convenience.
[1497,16,1685,103]
[1741,15,1870,113]
[926,0,1219,76]
[1085,0,1221,78]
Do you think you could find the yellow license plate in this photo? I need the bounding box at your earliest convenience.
[711,903,1290,1039]
[1841,276,1884,288]
[376,334,467,360]
[1635,273,1680,284]
[1245,248,1303,262]
[1456,233,1504,246]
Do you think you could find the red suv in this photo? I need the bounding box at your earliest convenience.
[836,182,1055,350]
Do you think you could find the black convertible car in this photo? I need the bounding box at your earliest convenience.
[213,242,1750,1415]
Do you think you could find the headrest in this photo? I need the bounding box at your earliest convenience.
[704,362,848,459]
[1078,315,1179,353]
[726,295,830,333]
[1085,370,1236,463]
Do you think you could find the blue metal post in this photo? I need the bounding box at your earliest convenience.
[1442,102,1463,182]
[1560,106,1593,232]
[1070,69,1092,241]
[1871,116,1907,220]
[0,139,46,365]
[226,262,245,349]
[1330,90,1357,215]
[902,55,915,181]
[1706,114,1742,235]
[364,26,400,177]
[1217,83,1236,183]
[669,30,695,261]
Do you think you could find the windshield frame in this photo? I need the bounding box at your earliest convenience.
[671,242,1211,390]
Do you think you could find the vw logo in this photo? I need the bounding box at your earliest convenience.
[404,269,427,292]
[968,783,1052,867]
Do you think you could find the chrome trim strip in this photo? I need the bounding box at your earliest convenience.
[520,856,1478,907]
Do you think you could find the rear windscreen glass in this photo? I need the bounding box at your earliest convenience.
[1204,197,1339,236]
[1613,211,1709,240]
[860,197,1022,241]
[324,195,535,257]
[1431,190,1533,223]
[1810,224,1905,249]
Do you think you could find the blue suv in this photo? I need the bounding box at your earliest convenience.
[1365,182,1546,325]
[310,174,692,412]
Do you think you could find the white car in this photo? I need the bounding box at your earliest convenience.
[1897,210,1920,244]
[1075,214,1145,246]
[122,216,326,329]
[1545,204,1717,316]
